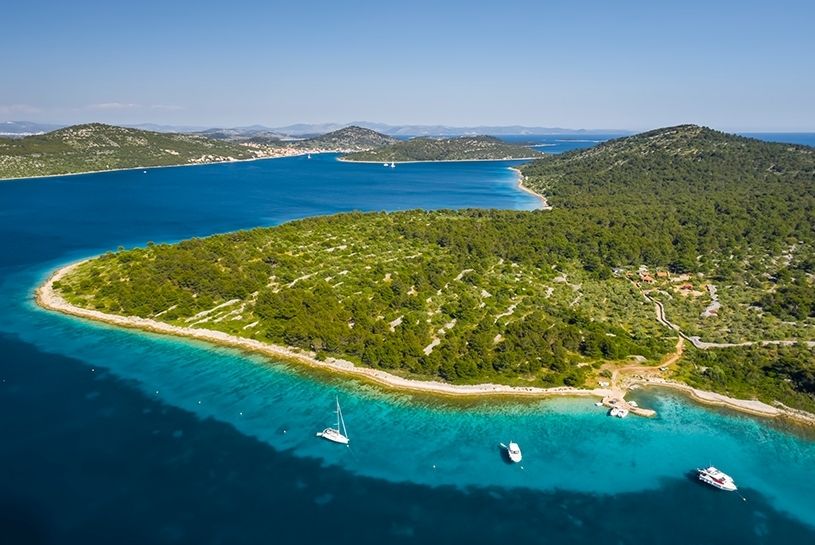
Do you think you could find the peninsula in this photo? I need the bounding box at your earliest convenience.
[36,125,815,425]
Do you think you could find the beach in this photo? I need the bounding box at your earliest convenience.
[36,260,815,426]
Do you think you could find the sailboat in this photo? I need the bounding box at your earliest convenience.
[390,162,395,168]
[316,396,349,444]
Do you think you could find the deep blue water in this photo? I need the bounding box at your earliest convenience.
[504,132,815,153]
[1,153,814,544]
[740,133,815,147]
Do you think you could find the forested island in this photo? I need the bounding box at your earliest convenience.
[42,125,815,415]
[341,135,545,162]
[0,124,279,179]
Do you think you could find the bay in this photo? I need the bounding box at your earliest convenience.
[1,152,813,544]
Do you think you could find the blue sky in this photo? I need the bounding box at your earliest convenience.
[2,0,814,131]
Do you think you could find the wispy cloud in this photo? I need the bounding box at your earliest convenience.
[150,104,183,111]
[0,104,42,115]
[86,102,139,110]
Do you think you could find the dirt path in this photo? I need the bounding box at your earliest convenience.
[610,337,684,390]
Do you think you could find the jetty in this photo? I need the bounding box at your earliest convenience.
[601,393,656,417]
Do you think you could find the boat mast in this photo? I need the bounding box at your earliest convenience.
[335,396,341,433]
[336,397,348,439]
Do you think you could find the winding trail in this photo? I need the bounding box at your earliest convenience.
[640,283,815,350]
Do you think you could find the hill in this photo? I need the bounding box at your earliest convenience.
[294,126,400,152]
[195,128,290,145]
[0,123,279,179]
[341,135,546,162]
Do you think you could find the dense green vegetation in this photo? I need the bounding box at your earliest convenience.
[55,125,815,411]
[0,123,275,179]
[342,136,545,162]
[58,210,671,388]
[520,125,815,271]
[678,344,815,414]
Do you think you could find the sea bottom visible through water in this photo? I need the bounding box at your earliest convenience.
[1,154,814,543]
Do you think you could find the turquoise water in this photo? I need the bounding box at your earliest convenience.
[1,154,814,543]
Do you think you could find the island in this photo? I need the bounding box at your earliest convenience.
[37,125,815,425]
[0,123,285,179]
[340,135,545,162]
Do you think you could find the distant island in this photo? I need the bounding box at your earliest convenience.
[37,125,815,424]
[340,135,545,162]
[0,124,542,179]
[0,123,280,179]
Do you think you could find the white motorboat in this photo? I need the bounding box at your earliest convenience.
[501,441,522,463]
[697,466,737,491]
[609,407,629,418]
[316,396,349,445]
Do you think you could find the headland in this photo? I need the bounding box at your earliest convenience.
[36,260,815,427]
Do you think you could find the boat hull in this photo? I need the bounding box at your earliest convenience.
[507,442,522,463]
[697,467,737,491]
[317,428,349,445]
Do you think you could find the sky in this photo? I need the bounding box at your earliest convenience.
[2,0,814,131]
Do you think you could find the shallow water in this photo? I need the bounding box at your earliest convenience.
[1,154,814,543]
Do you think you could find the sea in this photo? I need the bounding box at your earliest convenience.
[1,134,814,544]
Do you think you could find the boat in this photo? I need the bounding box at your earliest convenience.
[501,441,522,463]
[316,396,349,445]
[697,466,737,491]
[390,162,395,168]
[609,407,629,418]
[383,162,389,167]
[307,154,311,159]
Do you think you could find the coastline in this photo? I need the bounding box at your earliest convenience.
[36,261,610,401]
[336,156,542,164]
[0,151,322,183]
[509,167,551,210]
[35,260,815,427]
[632,379,815,426]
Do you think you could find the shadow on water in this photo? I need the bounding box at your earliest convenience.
[497,443,515,465]
[2,334,813,544]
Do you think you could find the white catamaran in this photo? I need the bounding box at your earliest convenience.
[316,396,349,445]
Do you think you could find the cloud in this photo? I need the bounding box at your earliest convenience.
[150,105,183,111]
[0,104,42,114]
[86,102,139,110]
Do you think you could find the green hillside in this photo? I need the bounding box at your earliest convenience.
[0,123,275,179]
[341,135,545,162]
